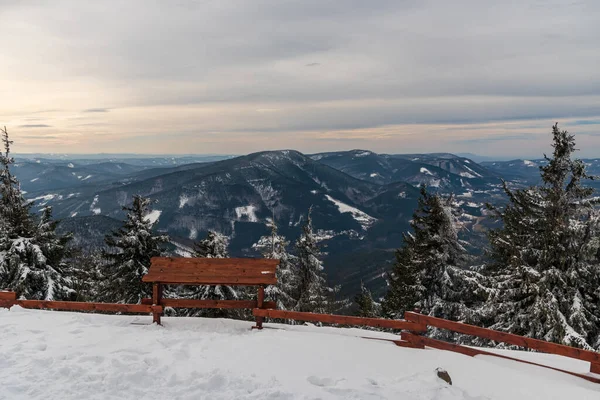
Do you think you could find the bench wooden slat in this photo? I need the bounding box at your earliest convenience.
[161,299,277,309]
[150,257,277,269]
[146,269,277,278]
[143,276,277,285]
[143,257,279,285]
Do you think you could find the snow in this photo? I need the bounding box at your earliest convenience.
[524,160,536,167]
[30,178,39,182]
[235,205,259,222]
[463,165,483,178]
[459,172,477,179]
[67,163,75,168]
[429,179,441,188]
[370,173,379,178]
[82,174,93,181]
[30,194,57,206]
[325,195,376,230]
[144,209,162,224]
[420,167,434,176]
[1,307,599,400]
[90,195,101,215]
[179,194,190,209]
[354,151,372,157]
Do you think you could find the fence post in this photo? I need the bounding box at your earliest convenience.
[400,309,426,349]
[0,291,17,308]
[254,285,265,330]
[152,283,163,325]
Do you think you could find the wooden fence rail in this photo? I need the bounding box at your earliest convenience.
[252,308,427,332]
[401,332,600,384]
[404,312,600,366]
[0,292,162,314]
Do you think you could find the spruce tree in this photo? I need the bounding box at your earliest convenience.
[485,124,600,349]
[193,231,230,259]
[354,282,379,318]
[253,217,297,310]
[0,127,74,300]
[100,195,168,304]
[294,207,330,313]
[382,186,488,326]
[180,230,238,318]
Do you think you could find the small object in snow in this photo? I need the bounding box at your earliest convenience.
[436,368,452,385]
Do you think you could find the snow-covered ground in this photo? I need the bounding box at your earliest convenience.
[325,195,376,230]
[1,307,599,400]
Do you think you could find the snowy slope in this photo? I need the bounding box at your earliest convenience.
[1,307,599,400]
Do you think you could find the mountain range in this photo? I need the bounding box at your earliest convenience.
[14,149,598,298]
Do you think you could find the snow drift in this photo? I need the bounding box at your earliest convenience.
[1,307,599,399]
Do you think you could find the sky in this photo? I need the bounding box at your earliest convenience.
[2,0,600,158]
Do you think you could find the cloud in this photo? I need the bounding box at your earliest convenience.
[83,108,110,113]
[0,1,599,156]
[19,124,52,128]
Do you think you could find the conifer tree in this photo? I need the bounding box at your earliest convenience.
[100,195,168,304]
[253,217,297,310]
[354,282,379,318]
[294,207,330,313]
[0,127,74,300]
[485,124,600,349]
[381,244,421,320]
[180,230,238,318]
[382,186,488,326]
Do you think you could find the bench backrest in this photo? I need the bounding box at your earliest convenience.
[142,257,278,286]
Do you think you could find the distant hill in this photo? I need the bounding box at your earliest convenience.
[310,150,498,191]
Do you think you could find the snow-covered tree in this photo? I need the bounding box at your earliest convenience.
[194,231,230,259]
[179,230,238,318]
[354,282,380,318]
[294,207,330,313]
[382,186,489,327]
[68,248,105,302]
[100,195,168,304]
[253,217,297,310]
[485,124,600,349]
[0,127,35,237]
[0,127,74,300]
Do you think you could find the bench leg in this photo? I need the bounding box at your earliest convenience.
[592,362,600,374]
[152,283,163,325]
[254,286,265,330]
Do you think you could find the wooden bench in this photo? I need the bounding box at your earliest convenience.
[142,257,279,327]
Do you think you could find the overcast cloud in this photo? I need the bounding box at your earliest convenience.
[1,0,599,157]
